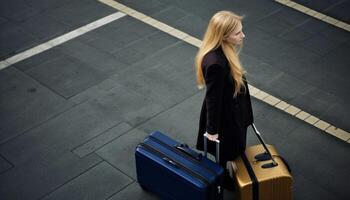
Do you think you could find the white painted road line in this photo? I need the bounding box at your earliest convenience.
[0,12,126,71]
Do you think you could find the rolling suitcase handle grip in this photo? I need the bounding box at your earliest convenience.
[203,133,220,163]
[251,123,278,167]
[175,144,203,160]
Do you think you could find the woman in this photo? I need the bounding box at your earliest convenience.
[195,11,254,190]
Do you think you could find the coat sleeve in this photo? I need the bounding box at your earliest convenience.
[204,64,226,135]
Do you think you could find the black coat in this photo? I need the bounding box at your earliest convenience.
[196,47,254,161]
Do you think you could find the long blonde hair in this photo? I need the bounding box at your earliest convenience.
[195,10,246,97]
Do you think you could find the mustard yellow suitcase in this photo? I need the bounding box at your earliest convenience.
[230,124,293,200]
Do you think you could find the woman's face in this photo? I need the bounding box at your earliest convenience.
[227,22,245,45]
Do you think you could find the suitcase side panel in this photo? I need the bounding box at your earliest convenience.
[135,146,207,200]
[232,144,293,200]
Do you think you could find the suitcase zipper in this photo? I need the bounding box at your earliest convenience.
[148,135,217,177]
[138,143,210,186]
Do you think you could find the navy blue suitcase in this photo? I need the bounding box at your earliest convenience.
[135,131,224,200]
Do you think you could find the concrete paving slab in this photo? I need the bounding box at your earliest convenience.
[150,5,188,23]
[24,0,72,12]
[13,48,64,72]
[80,16,158,55]
[0,0,40,22]
[300,35,338,56]
[319,25,350,44]
[280,26,315,43]
[46,0,115,28]
[41,161,133,200]
[108,181,160,200]
[138,91,203,147]
[118,0,169,16]
[262,72,314,103]
[293,0,339,12]
[0,99,122,166]
[247,99,301,146]
[324,0,350,23]
[17,13,71,42]
[171,13,208,39]
[73,122,133,158]
[96,128,149,180]
[58,39,127,75]
[241,54,285,88]
[282,124,350,199]
[0,152,101,200]
[322,102,350,132]
[290,87,342,119]
[112,31,179,65]
[293,174,339,200]
[26,55,107,98]
[0,22,38,59]
[0,155,12,174]
[0,67,74,144]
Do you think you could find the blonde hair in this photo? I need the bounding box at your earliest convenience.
[195,10,246,97]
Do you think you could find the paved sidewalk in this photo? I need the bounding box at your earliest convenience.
[0,0,349,199]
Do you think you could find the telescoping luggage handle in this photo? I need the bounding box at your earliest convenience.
[203,133,220,163]
[251,123,278,168]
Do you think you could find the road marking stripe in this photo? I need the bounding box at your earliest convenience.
[99,0,350,143]
[275,0,350,32]
[0,12,126,71]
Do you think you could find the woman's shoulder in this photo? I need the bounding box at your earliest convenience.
[202,47,227,68]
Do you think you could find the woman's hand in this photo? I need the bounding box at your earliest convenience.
[205,132,219,141]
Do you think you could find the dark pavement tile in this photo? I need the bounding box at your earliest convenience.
[73,122,133,158]
[262,72,314,103]
[297,18,334,34]
[150,5,188,23]
[0,153,101,200]
[255,16,293,36]
[24,0,72,12]
[301,35,340,56]
[112,31,179,65]
[172,13,208,38]
[41,161,133,200]
[0,99,122,166]
[290,86,342,119]
[293,174,339,200]
[13,48,64,72]
[79,16,158,55]
[241,53,284,88]
[16,13,70,42]
[25,40,127,98]
[280,26,314,43]
[96,128,149,180]
[0,22,38,59]
[26,55,107,98]
[322,102,350,132]
[110,43,198,111]
[293,0,341,11]
[75,83,164,126]
[255,8,309,36]
[324,0,350,23]
[0,155,12,174]
[138,92,204,148]
[0,67,74,144]
[319,25,350,44]
[108,182,161,200]
[282,123,350,199]
[242,26,295,62]
[248,99,301,146]
[46,0,115,29]
[0,0,40,22]
[118,0,170,16]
